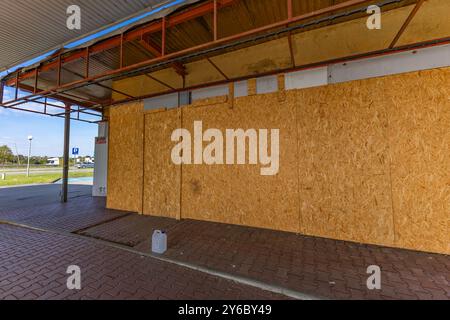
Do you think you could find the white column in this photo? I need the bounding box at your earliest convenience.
[93,122,108,197]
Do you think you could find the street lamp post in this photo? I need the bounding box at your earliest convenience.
[26,135,33,177]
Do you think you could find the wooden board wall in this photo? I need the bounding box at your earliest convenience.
[384,69,450,254]
[296,79,395,247]
[181,94,300,232]
[143,108,182,219]
[107,68,450,255]
[107,101,144,213]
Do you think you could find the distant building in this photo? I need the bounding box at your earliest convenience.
[84,156,94,164]
[75,156,94,164]
[46,157,60,166]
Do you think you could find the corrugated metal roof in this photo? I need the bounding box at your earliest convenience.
[0,0,170,72]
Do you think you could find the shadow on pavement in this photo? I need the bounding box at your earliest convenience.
[0,184,92,211]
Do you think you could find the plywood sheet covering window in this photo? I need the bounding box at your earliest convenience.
[296,79,395,247]
[181,94,300,232]
[107,67,449,254]
[385,68,450,254]
[107,102,144,213]
[143,109,182,219]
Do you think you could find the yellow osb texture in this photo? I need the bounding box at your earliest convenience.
[292,5,413,66]
[112,75,168,101]
[296,79,395,246]
[397,0,450,46]
[107,101,144,213]
[384,68,450,254]
[210,38,293,78]
[143,109,182,219]
[181,94,300,232]
[107,68,450,254]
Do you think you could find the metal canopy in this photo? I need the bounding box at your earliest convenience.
[0,0,169,73]
[1,0,448,123]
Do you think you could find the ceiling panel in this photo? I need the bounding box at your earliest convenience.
[0,0,168,71]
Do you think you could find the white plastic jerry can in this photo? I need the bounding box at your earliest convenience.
[152,230,167,254]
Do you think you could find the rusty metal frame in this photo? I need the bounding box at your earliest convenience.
[103,37,450,108]
[389,0,425,48]
[0,0,433,119]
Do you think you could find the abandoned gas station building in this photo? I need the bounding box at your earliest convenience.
[1,0,449,256]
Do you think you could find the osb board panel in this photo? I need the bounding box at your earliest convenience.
[185,59,226,88]
[292,5,413,65]
[296,79,395,247]
[210,38,293,79]
[181,94,300,232]
[107,102,144,213]
[397,0,450,46]
[112,75,168,101]
[143,109,181,219]
[385,68,450,254]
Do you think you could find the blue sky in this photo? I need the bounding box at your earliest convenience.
[0,0,185,157]
[0,105,97,157]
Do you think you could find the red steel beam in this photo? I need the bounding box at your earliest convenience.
[214,0,218,41]
[4,0,378,103]
[120,33,124,68]
[14,83,97,109]
[287,0,293,19]
[33,68,39,94]
[0,81,4,104]
[85,47,90,78]
[58,91,104,106]
[138,38,187,76]
[1,98,100,121]
[162,17,167,56]
[139,39,162,57]
[389,0,425,48]
[106,38,450,107]
[6,0,237,86]
[57,55,62,86]
[14,72,19,100]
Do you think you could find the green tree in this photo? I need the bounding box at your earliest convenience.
[0,145,14,164]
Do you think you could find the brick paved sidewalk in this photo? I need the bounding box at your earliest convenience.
[82,216,450,300]
[0,197,129,233]
[1,198,448,300]
[0,224,284,300]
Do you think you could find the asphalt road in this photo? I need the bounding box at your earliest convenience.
[0,168,93,175]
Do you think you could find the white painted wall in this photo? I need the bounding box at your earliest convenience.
[256,75,278,94]
[285,66,329,90]
[234,80,248,97]
[144,92,179,110]
[282,44,450,90]
[191,84,229,101]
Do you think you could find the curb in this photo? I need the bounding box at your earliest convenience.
[0,219,324,301]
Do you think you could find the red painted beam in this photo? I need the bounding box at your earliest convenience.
[15,83,97,109]
[4,0,375,100]
[138,38,187,76]
[6,0,237,86]
[389,0,425,48]
[139,39,162,57]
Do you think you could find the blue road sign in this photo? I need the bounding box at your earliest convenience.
[72,148,79,155]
